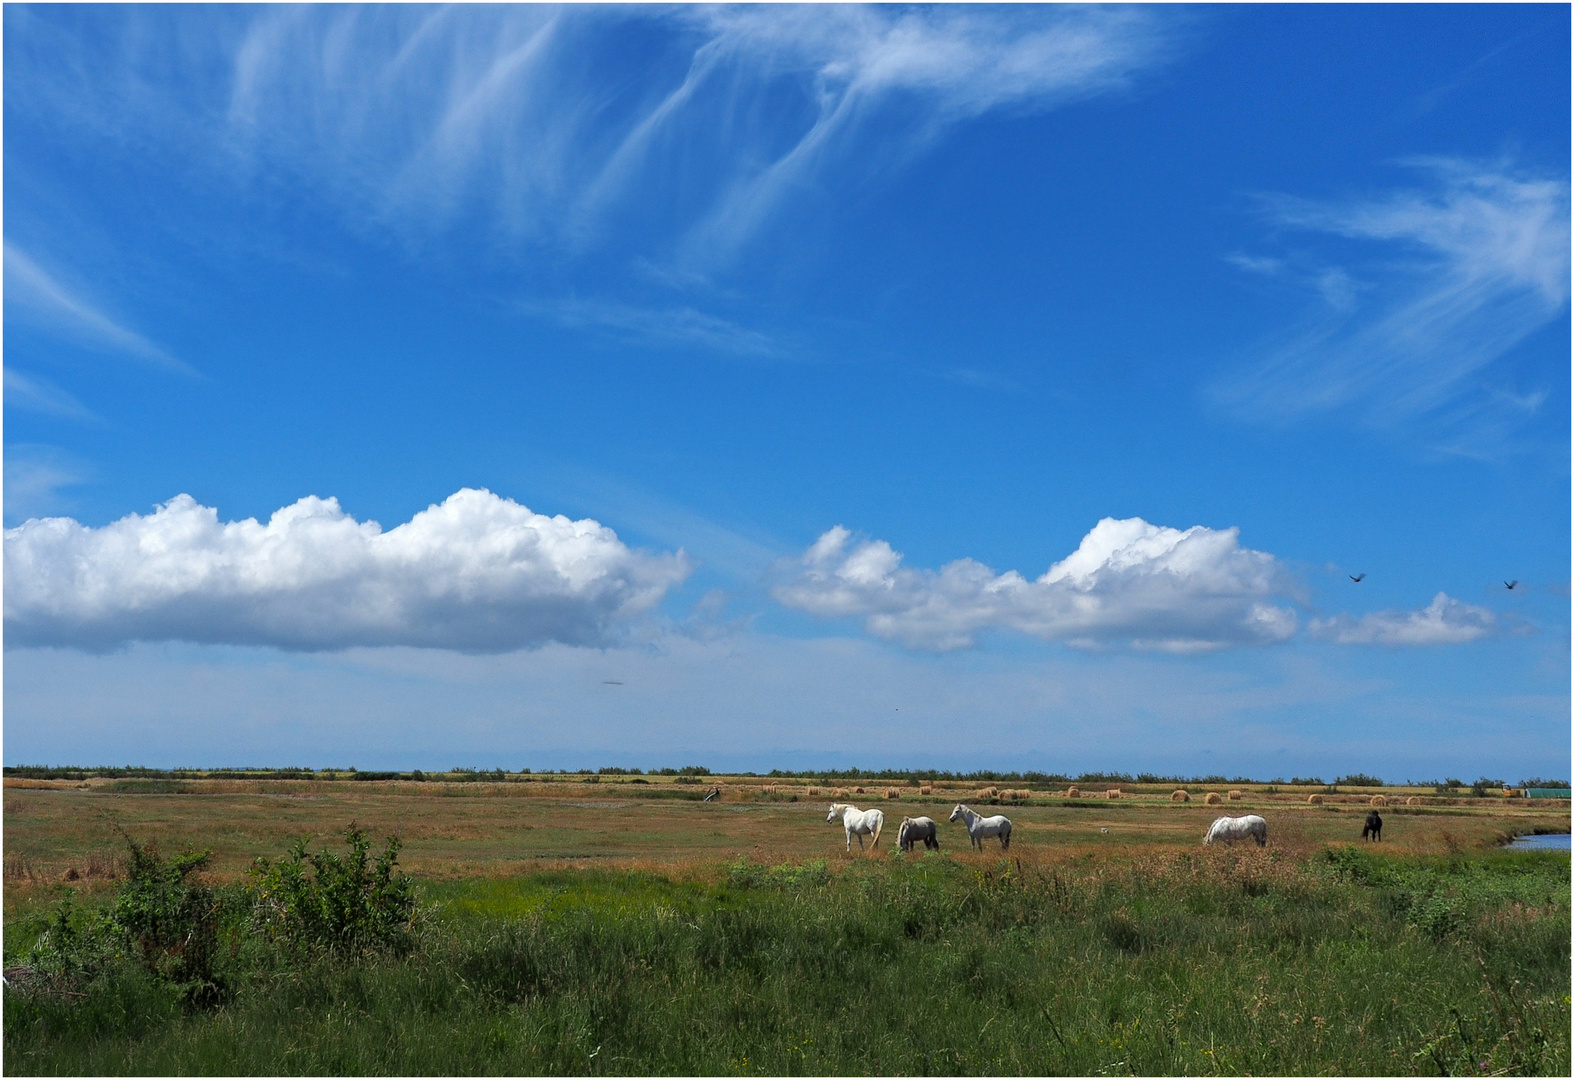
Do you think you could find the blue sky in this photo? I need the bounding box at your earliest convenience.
[4,4,1568,781]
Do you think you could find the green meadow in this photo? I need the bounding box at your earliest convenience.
[4,838,1568,1075]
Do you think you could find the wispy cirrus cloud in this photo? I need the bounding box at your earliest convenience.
[2,444,90,526]
[3,244,192,374]
[1310,592,1497,646]
[12,6,1172,263]
[1215,161,1569,455]
[523,297,782,358]
[3,368,99,423]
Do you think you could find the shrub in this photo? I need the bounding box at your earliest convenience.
[246,826,416,957]
[1290,776,1324,786]
[112,834,223,1001]
[1335,773,1384,787]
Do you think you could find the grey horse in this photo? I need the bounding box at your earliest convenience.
[897,816,941,852]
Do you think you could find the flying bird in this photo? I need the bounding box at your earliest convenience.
[1505,581,1518,590]
[1349,573,1365,583]
[602,680,623,685]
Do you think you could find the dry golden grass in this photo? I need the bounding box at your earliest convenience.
[3,778,1564,904]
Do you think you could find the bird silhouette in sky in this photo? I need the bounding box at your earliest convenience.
[1350,573,1366,583]
[603,680,623,685]
[1505,581,1518,590]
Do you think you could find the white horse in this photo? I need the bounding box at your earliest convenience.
[828,803,885,851]
[897,816,940,852]
[1204,815,1267,846]
[949,804,1012,850]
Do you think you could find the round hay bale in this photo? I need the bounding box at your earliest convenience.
[885,788,901,799]
[976,786,999,799]
[1370,794,1388,807]
[1066,786,1080,798]
[854,786,865,794]
[1171,789,1190,802]
[1204,792,1223,805]
[1227,790,1244,801]
[1106,788,1121,799]
[918,784,933,795]
[1405,796,1421,806]
[1307,793,1324,805]
[806,786,822,796]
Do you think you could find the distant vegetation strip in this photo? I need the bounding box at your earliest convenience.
[6,764,1565,790]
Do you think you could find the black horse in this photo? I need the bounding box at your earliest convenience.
[1361,810,1383,842]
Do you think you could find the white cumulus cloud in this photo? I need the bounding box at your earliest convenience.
[1309,592,1496,646]
[4,488,690,652]
[773,517,1299,652]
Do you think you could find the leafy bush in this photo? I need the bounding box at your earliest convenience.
[112,835,223,1002]
[246,826,416,957]
[1334,772,1383,787]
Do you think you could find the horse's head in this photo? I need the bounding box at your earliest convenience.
[949,804,966,823]
[826,803,844,823]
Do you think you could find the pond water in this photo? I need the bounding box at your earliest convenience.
[1507,832,1571,851]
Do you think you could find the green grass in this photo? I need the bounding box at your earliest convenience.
[5,848,1568,1075]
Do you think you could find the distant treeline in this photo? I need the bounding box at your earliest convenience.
[6,764,1566,788]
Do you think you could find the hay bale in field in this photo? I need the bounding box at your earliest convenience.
[1171,789,1190,802]
[1004,789,1031,801]
[1307,793,1324,805]
[1204,792,1223,805]
[1066,786,1080,798]
[1106,788,1121,799]
[885,788,901,799]
[976,786,999,799]
[918,784,933,795]
[806,786,822,796]
[1370,794,1388,807]
[1405,796,1421,806]
[854,786,866,794]
[1228,790,1244,801]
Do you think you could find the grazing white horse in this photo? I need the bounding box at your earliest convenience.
[949,804,1012,851]
[897,816,940,852]
[1204,815,1268,846]
[828,803,885,851]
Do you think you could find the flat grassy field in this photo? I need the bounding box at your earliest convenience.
[4,776,1569,1075]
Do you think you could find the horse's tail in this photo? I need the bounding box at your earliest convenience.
[872,811,884,847]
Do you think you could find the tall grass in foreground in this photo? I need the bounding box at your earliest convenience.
[5,847,1568,1075]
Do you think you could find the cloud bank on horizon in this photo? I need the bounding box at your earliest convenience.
[776,519,1496,653]
[4,495,1498,656]
[3,489,689,652]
